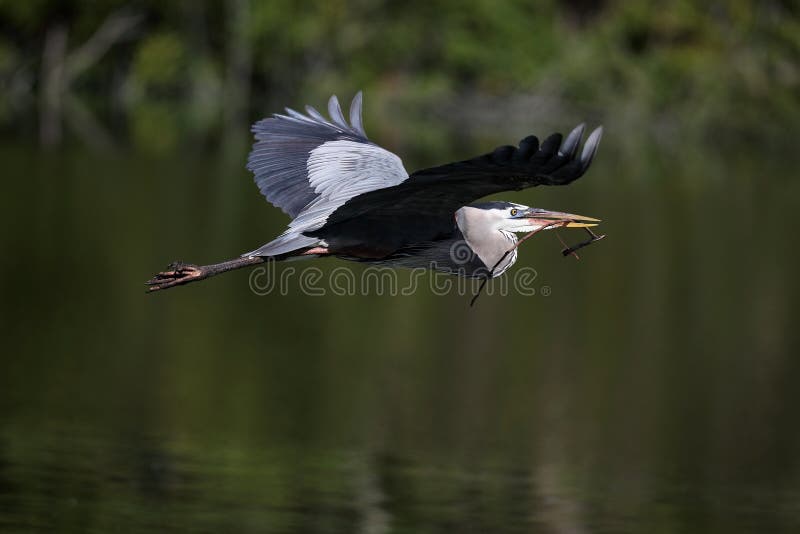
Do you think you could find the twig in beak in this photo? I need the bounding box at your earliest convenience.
[561,227,605,257]
[555,229,580,260]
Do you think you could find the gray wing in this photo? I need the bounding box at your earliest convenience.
[244,92,409,257]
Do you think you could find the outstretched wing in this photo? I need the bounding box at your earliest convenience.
[245,92,409,256]
[308,125,603,253]
[248,92,407,218]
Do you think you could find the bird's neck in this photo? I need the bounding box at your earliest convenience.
[455,209,518,275]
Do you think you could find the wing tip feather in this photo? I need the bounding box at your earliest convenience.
[580,126,603,172]
[328,95,349,129]
[559,123,586,158]
[350,91,365,136]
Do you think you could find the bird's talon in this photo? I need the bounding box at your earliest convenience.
[145,262,204,292]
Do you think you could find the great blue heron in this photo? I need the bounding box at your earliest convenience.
[147,92,603,294]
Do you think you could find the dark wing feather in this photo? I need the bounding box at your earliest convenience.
[308,125,602,253]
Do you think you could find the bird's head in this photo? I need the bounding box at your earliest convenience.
[467,201,600,233]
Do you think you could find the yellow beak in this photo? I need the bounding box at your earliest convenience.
[520,208,601,228]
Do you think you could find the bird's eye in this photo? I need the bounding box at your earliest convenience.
[510,208,518,216]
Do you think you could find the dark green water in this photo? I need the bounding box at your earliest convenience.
[1,128,799,532]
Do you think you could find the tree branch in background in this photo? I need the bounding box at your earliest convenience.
[39,9,142,148]
[63,10,143,85]
[63,94,115,150]
[222,0,253,154]
[40,24,68,147]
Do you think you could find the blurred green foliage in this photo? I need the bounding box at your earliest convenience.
[0,0,798,151]
[131,32,187,93]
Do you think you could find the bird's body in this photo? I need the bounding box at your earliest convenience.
[333,202,537,279]
[147,92,603,292]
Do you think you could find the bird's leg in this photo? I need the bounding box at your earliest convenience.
[146,256,267,292]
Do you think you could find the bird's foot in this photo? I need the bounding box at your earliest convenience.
[146,261,204,292]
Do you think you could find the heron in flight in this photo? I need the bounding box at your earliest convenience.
[147,92,603,293]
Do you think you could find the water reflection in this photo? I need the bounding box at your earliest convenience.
[2,425,799,532]
[0,125,799,532]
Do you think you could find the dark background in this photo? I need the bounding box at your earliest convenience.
[1,1,799,532]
